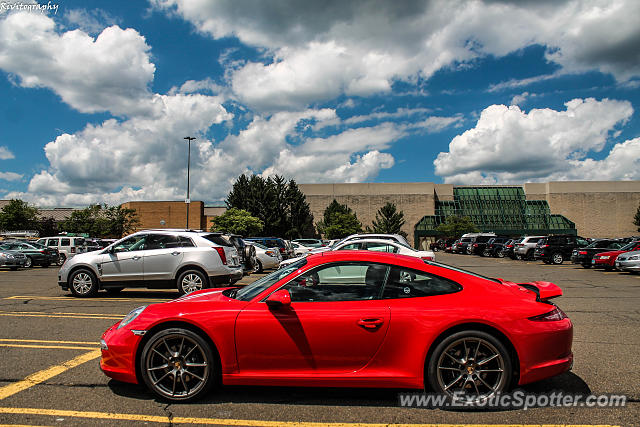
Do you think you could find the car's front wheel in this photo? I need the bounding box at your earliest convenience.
[140,328,215,402]
[551,252,564,265]
[24,256,32,268]
[177,270,207,295]
[69,269,99,297]
[255,260,263,273]
[56,254,66,266]
[427,330,512,404]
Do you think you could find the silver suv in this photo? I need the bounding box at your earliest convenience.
[58,230,243,297]
[514,235,546,260]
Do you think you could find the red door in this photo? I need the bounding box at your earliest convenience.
[235,299,390,374]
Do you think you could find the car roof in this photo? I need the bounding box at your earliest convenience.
[304,249,423,268]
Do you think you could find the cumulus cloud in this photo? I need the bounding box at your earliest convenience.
[0,171,22,181]
[0,146,14,160]
[434,98,635,183]
[0,11,155,115]
[153,0,640,110]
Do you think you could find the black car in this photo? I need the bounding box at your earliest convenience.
[534,234,590,265]
[0,242,58,268]
[570,238,626,268]
[468,234,496,255]
[500,239,518,259]
[483,236,510,257]
[452,236,472,254]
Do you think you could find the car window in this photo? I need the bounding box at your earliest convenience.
[283,262,388,302]
[19,244,30,250]
[576,238,589,246]
[178,236,195,247]
[234,258,308,301]
[113,235,146,252]
[608,242,623,249]
[60,238,70,246]
[146,234,180,250]
[339,242,362,250]
[202,234,233,247]
[382,266,461,299]
[46,238,58,246]
[365,242,398,253]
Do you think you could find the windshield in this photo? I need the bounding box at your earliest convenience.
[233,259,307,301]
[620,241,639,251]
[251,242,268,250]
[425,260,501,283]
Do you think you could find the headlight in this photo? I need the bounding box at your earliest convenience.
[117,306,147,329]
[599,255,610,259]
[628,255,640,261]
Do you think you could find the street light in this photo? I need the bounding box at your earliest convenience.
[184,136,196,228]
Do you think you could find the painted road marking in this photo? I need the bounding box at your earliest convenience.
[0,409,621,427]
[0,311,125,317]
[4,295,169,303]
[0,350,101,401]
[0,339,98,345]
[0,344,98,350]
[0,311,122,320]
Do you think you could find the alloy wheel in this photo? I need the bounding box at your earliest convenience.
[180,272,204,294]
[435,336,507,402]
[72,272,93,295]
[552,253,564,264]
[24,257,32,268]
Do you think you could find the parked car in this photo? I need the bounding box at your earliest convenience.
[592,240,640,270]
[100,251,573,403]
[222,234,257,275]
[58,230,243,297]
[468,233,497,255]
[570,239,626,268]
[36,235,87,265]
[444,239,459,253]
[430,238,456,252]
[247,242,282,273]
[291,241,313,256]
[452,235,473,254]
[514,236,546,260]
[279,238,435,268]
[0,241,58,268]
[615,250,640,273]
[483,237,510,257]
[534,235,590,265]
[0,248,27,270]
[292,238,325,248]
[245,237,290,259]
[283,240,296,259]
[500,239,518,259]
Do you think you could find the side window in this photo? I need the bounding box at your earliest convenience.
[113,235,146,252]
[282,262,388,302]
[339,243,362,250]
[365,242,398,253]
[145,234,179,250]
[577,238,589,246]
[60,238,71,246]
[382,266,461,299]
[609,242,623,249]
[47,238,58,247]
[178,236,195,247]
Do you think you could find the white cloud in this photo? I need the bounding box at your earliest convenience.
[410,115,465,133]
[0,12,155,115]
[434,98,635,183]
[0,171,22,181]
[0,146,14,160]
[153,0,640,110]
[168,78,225,96]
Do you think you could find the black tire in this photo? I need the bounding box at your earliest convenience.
[427,330,512,404]
[255,260,263,274]
[582,264,591,269]
[551,252,564,265]
[177,269,208,295]
[497,250,505,258]
[140,328,215,402]
[525,250,533,261]
[24,256,33,268]
[466,247,473,255]
[42,263,50,268]
[56,254,66,266]
[69,268,99,297]
[482,249,491,257]
[105,287,124,294]
[10,267,18,271]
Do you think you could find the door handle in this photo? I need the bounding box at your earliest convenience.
[132,256,141,261]
[357,318,384,329]
[171,251,180,256]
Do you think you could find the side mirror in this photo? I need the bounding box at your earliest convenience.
[266,289,291,309]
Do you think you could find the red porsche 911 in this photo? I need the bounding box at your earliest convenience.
[100,251,573,402]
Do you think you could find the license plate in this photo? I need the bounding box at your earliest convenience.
[591,259,595,264]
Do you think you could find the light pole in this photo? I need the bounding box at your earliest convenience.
[184,136,196,229]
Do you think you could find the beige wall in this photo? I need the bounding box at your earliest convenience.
[525,181,640,238]
[299,183,438,245]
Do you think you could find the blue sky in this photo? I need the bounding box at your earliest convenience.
[0,0,638,206]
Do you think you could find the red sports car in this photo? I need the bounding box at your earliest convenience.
[592,240,640,270]
[100,251,573,403]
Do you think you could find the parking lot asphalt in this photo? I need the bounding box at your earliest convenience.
[0,253,638,426]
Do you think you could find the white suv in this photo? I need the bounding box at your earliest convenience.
[37,235,87,265]
[57,230,243,297]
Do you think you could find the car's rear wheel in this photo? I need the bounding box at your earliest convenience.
[69,269,98,297]
[24,256,32,268]
[255,260,263,273]
[57,254,66,266]
[551,252,564,264]
[428,330,512,404]
[140,328,214,402]
[177,270,207,295]
[497,250,505,258]
[482,249,491,257]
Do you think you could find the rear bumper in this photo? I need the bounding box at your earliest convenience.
[210,269,243,285]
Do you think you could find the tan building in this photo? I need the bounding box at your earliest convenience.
[118,180,640,245]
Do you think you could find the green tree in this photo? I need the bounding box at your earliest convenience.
[226,174,314,238]
[60,204,139,238]
[0,199,39,231]
[37,216,59,237]
[634,202,640,232]
[370,202,407,238]
[435,215,480,238]
[210,208,264,236]
[316,199,362,239]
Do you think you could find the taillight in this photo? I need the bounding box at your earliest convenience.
[528,307,567,322]
[579,251,587,255]
[279,247,285,253]
[541,244,549,248]
[213,247,227,265]
[473,243,478,247]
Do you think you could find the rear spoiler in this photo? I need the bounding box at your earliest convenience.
[518,281,563,302]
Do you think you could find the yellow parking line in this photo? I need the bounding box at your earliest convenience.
[0,313,122,320]
[4,295,167,303]
[0,344,98,350]
[0,409,620,427]
[0,311,125,317]
[0,350,101,400]
[0,339,98,345]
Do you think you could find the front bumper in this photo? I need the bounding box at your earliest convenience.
[100,323,141,384]
[0,258,26,268]
[615,260,640,272]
